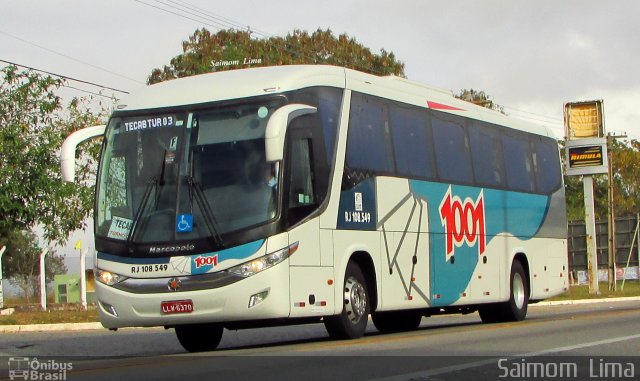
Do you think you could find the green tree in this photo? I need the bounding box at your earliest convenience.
[455,89,505,114]
[564,138,640,221]
[0,229,66,301]
[563,173,609,221]
[148,28,405,84]
[0,65,103,244]
[609,139,640,217]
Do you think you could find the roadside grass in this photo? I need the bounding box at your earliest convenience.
[547,280,640,301]
[1,297,98,325]
[0,309,99,325]
[1,281,639,325]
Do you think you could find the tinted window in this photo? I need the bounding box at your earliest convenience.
[469,123,505,187]
[289,139,315,207]
[389,106,435,179]
[346,93,393,173]
[290,87,343,205]
[503,134,535,192]
[291,87,342,166]
[432,114,473,183]
[534,138,562,194]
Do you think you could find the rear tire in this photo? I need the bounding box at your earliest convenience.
[480,261,529,323]
[372,310,422,333]
[175,323,223,352]
[324,262,370,339]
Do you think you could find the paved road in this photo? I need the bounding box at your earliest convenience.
[1,300,639,380]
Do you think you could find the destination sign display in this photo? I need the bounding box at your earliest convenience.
[122,115,177,132]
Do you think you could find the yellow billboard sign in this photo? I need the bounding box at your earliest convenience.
[564,100,604,140]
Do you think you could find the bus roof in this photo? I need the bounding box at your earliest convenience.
[117,65,554,138]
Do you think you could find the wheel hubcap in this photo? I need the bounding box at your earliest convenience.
[513,272,525,310]
[344,276,366,324]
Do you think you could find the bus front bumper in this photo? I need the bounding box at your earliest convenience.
[94,261,291,329]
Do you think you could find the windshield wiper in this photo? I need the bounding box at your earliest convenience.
[127,176,158,243]
[187,176,224,248]
[127,149,172,244]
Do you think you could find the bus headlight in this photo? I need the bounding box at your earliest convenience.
[96,269,129,286]
[228,242,298,278]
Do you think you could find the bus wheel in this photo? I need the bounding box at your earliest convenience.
[479,261,528,323]
[175,323,223,352]
[504,260,529,321]
[324,262,370,339]
[372,310,422,333]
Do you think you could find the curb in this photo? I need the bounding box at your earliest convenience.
[531,295,640,307]
[1,297,639,333]
[0,322,103,333]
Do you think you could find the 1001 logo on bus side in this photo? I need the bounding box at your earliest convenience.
[439,186,486,259]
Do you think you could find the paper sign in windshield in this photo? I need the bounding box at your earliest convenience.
[108,216,133,240]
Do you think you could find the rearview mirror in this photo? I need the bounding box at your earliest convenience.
[60,125,106,182]
[264,104,316,162]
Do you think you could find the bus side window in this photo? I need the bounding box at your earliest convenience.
[502,133,535,193]
[287,138,316,226]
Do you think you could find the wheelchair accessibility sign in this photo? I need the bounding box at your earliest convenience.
[176,214,193,233]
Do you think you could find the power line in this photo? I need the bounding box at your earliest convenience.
[134,1,570,130]
[0,59,130,94]
[160,2,570,130]
[152,0,247,31]
[133,0,233,31]
[62,84,121,100]
[506,111,564,129]
[166,0,273,38]
[133,0,395,77]
[0,29,143,85]
[502,105,564,124]
[135,0,271,38]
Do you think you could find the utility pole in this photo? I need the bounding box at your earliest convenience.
[0,246,6,309]
[583,175,600,294]
[79,246,88,310]
[606,133,627,291]
[40,248,49,311]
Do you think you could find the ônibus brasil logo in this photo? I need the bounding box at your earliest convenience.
[439,186,486,260]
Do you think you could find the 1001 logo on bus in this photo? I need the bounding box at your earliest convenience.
[439,186,486,259]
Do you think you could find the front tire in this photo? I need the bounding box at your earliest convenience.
[175,323,223,352]
[324,262,370,339]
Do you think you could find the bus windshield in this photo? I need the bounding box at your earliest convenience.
[96,98,284,247]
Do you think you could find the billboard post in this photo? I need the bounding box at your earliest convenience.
[0,246,6,309]
[564,100,606,295]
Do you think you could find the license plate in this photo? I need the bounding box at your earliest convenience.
[161,300,194,315]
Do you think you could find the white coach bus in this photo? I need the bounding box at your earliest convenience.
[61,65,568,352]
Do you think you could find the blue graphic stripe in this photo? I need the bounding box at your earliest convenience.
[98,239,266,269]
[191,239,266,274]
[409,180,550,306]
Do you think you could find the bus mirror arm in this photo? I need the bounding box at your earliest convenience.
[265,104,317,162]
[60,125,106,182]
